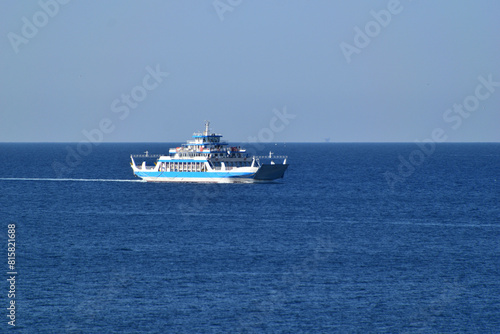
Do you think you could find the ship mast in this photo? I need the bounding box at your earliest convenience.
[204,120,210,136]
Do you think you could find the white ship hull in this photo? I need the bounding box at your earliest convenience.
[132,164,288,183]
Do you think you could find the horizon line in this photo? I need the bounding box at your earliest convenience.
[1,141,499,144]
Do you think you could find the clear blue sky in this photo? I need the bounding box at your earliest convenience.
[1,0,499,142]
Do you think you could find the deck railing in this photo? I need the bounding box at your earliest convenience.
[131,154,163,158]
[254,155,288,159]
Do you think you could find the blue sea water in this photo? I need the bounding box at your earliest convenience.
[0,143,499,333]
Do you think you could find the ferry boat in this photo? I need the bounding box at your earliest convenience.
[130,122,288,182]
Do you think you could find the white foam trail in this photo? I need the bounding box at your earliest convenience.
[385,221,500,228]
[0,177,144,183]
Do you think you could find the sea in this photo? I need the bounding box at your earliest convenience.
[0,143,498,333]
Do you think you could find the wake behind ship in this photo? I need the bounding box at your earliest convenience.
[130,122,288,182]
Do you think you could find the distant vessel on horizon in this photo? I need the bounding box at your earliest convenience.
[130,122,288,182]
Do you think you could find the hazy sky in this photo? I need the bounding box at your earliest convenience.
[1,0,499,142]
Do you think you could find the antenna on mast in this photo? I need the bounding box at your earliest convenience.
[204,120,210,135]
